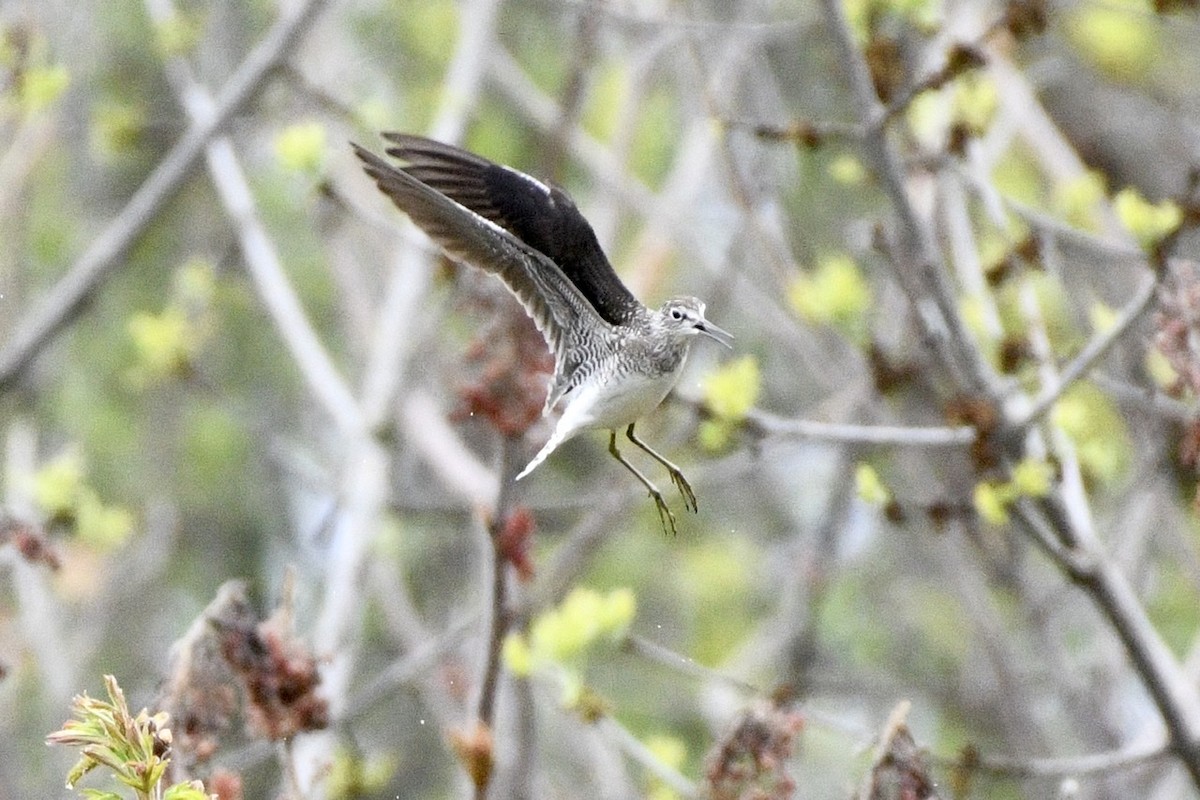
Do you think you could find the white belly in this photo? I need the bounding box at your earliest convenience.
[514,358,688,482]
[561,369,681,434]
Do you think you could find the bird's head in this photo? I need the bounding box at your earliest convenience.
[657,296,733,348]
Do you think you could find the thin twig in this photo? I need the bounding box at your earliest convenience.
[745,407,976,446]
[0,0,331,393]
[344,614,477,722]
[935,739,1170,779]
[595,716,698,797]
[1010,273,1159,430]
[473,435,524,800]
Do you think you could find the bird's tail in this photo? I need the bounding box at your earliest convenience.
[514,429,568,481]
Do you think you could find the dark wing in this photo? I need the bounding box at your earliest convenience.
[353,142,610,386]
[380,133,644,326]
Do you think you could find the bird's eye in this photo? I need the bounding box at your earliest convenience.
[670,309,683,320]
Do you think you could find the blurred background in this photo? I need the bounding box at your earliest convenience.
[3,0,1200,797]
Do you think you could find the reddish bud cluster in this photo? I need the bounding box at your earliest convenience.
[452,292,554,437]
[1155,262,1200,400]
[1157,264,1200,511]
[217,607,329,741]
[207,769,244,800]
[159,583,329,781]
[0,516,61,570]
[860,719,937,800]
[496,505,537,582]
[704,702,804,800]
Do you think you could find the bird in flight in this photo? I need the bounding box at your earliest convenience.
[353,134,732,534]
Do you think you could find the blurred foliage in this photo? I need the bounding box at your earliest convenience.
[1064,0,1158,79]
[152,9,202,58]
[1051,384,1132,484]
[325,747,397,800]
[787,253,871,341]
[699,355,760,451]
[1114,186,1183,249]
[275,121,328,176]
[90,100,149,163]
[18,64,69,113]
[3,0,1200,797]
[644,733,687,800]
[972,457,1054,527]
[32,449,135,548]
[1149,564,1200,658]
[855,462,892,506]
[1051,170,1106,232]
[504,586,635,707]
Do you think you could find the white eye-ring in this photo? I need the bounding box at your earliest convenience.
[670,308,683,320]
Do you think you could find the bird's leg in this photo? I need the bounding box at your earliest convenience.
[609,430,678,536]
[625,423,697,513]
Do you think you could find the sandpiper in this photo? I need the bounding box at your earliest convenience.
[354,134,732,534]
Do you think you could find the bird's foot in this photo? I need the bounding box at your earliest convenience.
[669,468,698,513]
[649,489,680,536]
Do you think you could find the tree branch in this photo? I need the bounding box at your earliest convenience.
[0,0,331,393]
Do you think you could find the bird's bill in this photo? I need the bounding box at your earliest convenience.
[696,319,734,348]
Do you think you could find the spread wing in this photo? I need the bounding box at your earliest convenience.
[379,133,644,326]
[353,142,611,392]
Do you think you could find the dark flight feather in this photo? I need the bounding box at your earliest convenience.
[379,133,643,326]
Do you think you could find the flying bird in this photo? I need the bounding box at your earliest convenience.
[353,134,732,534]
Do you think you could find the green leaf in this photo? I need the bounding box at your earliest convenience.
[153,11,201,57]
[583,59,627,143]
[275,121,327,174]
[527,587,634,665]
[1114,186,1182,249]
[1051,384,1131,483]
[1089,302,1118,334]
[697,418,734,452]
[325,748,396,800]
[1052,171,1106,231]
[645,733,687,800]
[163,782,215,800]
[827,154,867,185]
[19,64,69,112]
[1065,1,1157,79]
[502,633,534,676]
[788,254,871,340]
[973,481,1010,526]
[33,450,85,520]
[855,463,892,505]
[595,587,636,638]
[953,74,998,132]
[90,101,146,161]
[127,307,193,383]
[75,490,134,549]
[1145,348,1177,390]
[702,355,761,422]
[396,0,459,63]
[1010,457,1053,498]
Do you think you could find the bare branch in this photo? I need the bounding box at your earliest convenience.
[937,738,1170,780]
[596,715,698,798]
[1011,272,1158,430]
[745,407,976,446]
